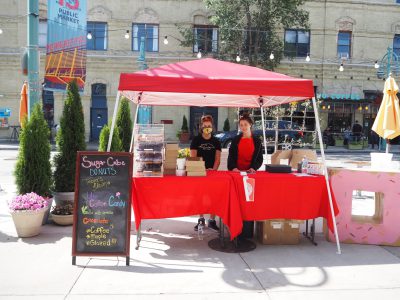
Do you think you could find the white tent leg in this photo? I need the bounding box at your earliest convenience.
[260,106,268,157]
[129,103,140,153]
[107,92,121,152]
[312,97,341,254]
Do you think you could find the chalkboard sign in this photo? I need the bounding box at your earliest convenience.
[72,152,133,266]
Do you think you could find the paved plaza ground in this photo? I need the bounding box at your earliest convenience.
[1,145,400,299]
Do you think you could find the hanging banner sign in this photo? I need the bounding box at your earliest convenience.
[44,0,87,92]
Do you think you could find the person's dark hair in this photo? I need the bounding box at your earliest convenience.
[200,115,213,125]
[239,113,253,126]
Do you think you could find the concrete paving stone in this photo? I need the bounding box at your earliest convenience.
[0,296,65,300]
[67,292,271,300]
[70,218,264,296]
[241,236,400,292]
[267,288,400,300]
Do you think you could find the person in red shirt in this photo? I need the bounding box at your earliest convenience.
[228,113,263,173]
[227,113,263,240]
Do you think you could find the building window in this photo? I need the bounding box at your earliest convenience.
[39,20,47,48]
[284,29,310,57]
[193,26,218,53]
[337,31,351,59]
[87,22,108,51]
[394,34,400,56]
[132,23,159,52]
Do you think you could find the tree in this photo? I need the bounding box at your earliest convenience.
[98,124,123,152]
[179,0,309,69]
[223,118,231,131]
[181,115,189,132]
[53,80,86,192]
[15,103,52,197]
[116,97,133,152]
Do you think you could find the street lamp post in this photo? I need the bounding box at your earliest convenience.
[377,47,399,79]
[27,0,40,118]
[137,36,151,124]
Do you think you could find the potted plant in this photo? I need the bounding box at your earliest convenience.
[223,118,230,132]
[116,97,133,152]
[98,124,123,152]
[177,148,190,170]
[177,115,190,143]
[14,103,52,225]
[8,192,49,237]
[53,80,86,206]
[334,134,344,147]
[51,203,73,226]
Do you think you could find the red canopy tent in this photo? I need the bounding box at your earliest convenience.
[118,58,314,107]
[109,58,341,254]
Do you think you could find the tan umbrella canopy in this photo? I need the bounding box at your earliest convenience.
[372,76,400,152]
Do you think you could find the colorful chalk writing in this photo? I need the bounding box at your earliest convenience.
[72,152,132,258]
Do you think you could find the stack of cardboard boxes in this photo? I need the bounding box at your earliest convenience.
[256,219,303,245]
[164,144,179,175]
[185,158,206,176]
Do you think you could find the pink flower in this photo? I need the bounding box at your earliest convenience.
[8,192,47,211]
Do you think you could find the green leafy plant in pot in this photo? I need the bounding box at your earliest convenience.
[53,80,86,206]
[51,203,74,226]
[14,103,52,226]
[177,115,190,143]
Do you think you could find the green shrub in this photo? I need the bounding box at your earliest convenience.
[53,80,86,192]
[223,118,230,131]
[15,103,52,196]
[98,124,123,152]
[116,97,132,152]
[181,115,189,132]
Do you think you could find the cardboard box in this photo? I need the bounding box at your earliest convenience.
[165,143,179,150]
[185,160,205,167]
[271,150,292,165]
[186,166,206,172]
[290,149,317,169]
[164,168,176,175]
[165,150,178,159]
[187,171,207,177]
[187,157,203,161]
[164,163,177,169]
[257,219,302,245]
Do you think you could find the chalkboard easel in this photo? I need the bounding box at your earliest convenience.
[72,151,133,266]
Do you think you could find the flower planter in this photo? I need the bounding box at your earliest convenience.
[10,208,47,238]
[51,213,73,226]
[335,139,344,147]
[348,143,363,150]
[42,197,54,225]
[176,158,186,170]
[53,192,75,206]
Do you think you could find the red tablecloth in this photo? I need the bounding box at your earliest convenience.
[132,171,243,239]
[229,172,339,232]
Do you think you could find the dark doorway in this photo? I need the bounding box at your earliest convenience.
[328,112,352,132]
[189,107,218,138]
[90,83,108,141]
[42,90,54,128]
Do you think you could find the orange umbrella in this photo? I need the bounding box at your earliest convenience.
[19,82,28,127]
[372,76,400,152]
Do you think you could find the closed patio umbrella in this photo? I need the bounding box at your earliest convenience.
[19,81,28,127]
[372,76,400,152]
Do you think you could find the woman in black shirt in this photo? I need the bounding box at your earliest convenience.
[190,115,221,231]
